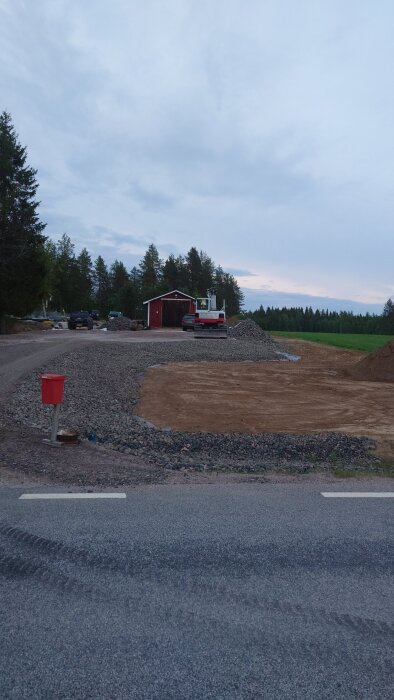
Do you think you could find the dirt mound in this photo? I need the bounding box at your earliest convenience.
[6,320,46,334]
[347,340,394,382]
[228,319,275,343]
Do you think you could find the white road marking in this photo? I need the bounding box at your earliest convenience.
[321,492,394,498]
[19,493,126,500]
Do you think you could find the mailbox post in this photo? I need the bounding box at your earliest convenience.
[40,374,66,445]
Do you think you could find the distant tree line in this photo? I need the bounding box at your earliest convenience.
[249,300,394,335]
[43,236,244,319]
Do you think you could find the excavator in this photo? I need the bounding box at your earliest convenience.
[193,287,228,338]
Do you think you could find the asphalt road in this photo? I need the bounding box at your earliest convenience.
[0,483,393,699]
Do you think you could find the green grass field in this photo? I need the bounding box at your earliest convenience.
[271,331,394,352]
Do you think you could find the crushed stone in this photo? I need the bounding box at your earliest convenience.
[229,319,276,343]
[3,338,378,473]
[106,317,144,331]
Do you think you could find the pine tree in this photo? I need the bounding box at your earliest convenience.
[139,244,163,299]
[41,239,57,315]
[382,298,394,333]
[51,234,78,311]
[162,254,189,292]
[0,111,47,332]
[213,267,244,316]
[93,255,110,316]
[75,248,94,310]
[129,266,143,317]
[199,251,215,294]
[186,247,202,295]
[109,260,130,312]
[162,254,180,290]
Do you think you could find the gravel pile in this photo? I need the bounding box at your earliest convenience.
[107,317,144,331]
[229,319,276,344]
[5,340,377,473]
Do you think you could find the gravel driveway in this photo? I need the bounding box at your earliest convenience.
[2,337,378,480]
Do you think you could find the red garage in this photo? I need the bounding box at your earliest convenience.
[143,290,196,329]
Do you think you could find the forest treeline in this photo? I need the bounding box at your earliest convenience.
[248,301,394,335]
[43,235,244,318]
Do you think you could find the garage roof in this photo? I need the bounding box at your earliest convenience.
[143,290,195,304]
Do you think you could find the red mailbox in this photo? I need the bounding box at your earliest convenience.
[41,374,66,405]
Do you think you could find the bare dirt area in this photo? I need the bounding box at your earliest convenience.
[137,339,394,460]
[0,330,289,487]
[1,332,392,487]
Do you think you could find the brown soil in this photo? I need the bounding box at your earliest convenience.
[137,340,394,459]
[346,340,394,382]
[6,321,46,333]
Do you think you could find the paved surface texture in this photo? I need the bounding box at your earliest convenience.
[0,483,393,699]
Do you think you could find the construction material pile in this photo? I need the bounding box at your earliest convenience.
[107,317,144,331]
[229,319,275,344]
[347,340,394,382]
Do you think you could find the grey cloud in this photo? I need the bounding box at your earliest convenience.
[225,268,257,277]
[148,119,314,205]
[242,288,384,315]
[127,183,175,211]
[43,213,151,266]
[2,1,394,309]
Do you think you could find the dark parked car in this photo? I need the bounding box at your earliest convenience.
[181,313,196,331]
[88,309,100,321]
[68,311,93,330]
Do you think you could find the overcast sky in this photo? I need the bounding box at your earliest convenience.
[1,0,393,312]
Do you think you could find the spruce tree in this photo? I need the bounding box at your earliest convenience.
[128,266,143,317]
[382,298,394,333]
[93,255,110,316]
[213,266,244,316]
[51,234,78,311]
[109,260,130,312]
[199,251,215,294]
[0,111,47,332]
[75,248,94,310]
[186,247,202,295]
[139,244,163,299]
[162,254,179,290]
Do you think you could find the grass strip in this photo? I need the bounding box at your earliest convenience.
[271,332,394,352]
